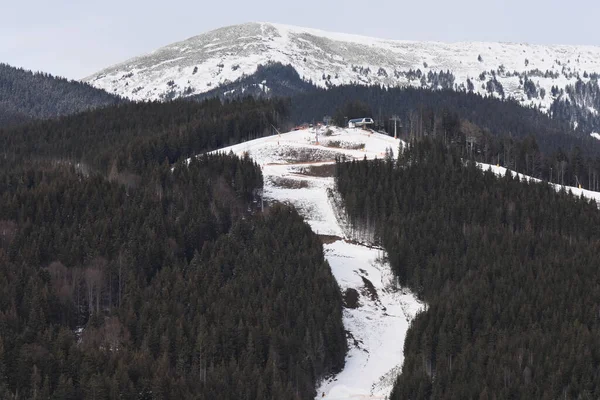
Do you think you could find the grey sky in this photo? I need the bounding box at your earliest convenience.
[2,0,599,80]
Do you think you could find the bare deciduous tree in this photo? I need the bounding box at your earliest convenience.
[84,258,106,315]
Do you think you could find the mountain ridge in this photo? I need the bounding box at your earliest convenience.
[84,22,600,115]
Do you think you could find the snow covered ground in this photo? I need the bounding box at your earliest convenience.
[85,22,600,116]
[478,162,600,202]
[211,127,423,399]
[203,125,600,399]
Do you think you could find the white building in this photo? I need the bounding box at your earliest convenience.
[348,117,374,128]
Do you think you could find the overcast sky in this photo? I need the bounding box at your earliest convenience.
[2,0,599,79]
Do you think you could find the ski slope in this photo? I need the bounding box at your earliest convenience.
[212,127,423,399]
[204,125,600,399]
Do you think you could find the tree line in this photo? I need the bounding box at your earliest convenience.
[0,96,345,399]
[0,96,290,175]
[335,137,600,398]
[291,85,600,155]
[331,95,600,190]
[0,63,122,128]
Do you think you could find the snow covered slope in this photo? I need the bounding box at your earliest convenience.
[85,22,600,112]
[201,125,600,398]
[209,127,423,399]
[478,162,600,203]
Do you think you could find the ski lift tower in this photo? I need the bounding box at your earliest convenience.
[390,115,402,139]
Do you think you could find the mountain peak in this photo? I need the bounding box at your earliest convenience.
[84,22,600,114]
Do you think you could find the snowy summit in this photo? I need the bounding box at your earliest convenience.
[85,22,600,113]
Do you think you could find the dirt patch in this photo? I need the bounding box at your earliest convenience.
[266,160,336,166]
[297,164,336,177]
[269,176,309,189]
[277,147,341,163]
[319,234,343,244]
[343,238,383,250]
[325,140,366,150]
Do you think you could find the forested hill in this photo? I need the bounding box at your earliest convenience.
[0,97,345,399]
[0,97,289,174]
[335,138,600,398]
[289,85,600,190]
[0,63,122,128]
[291,85,600,155]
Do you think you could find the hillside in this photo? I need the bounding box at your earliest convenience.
[210,126,600,399]
[290,86,600,191]
[211,126,423,399]
[0,97,345,399]
[0,97,288,174]
[0,63,122,127]
[290,86,600,154]
[334,138,600,398]
[84,23,600,127]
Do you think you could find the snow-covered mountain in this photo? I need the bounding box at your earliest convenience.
[85,22,600,113]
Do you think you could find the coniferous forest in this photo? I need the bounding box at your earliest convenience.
[310,87,600,190]
[0,97,290,174]
[0,96,346,399]
[291,85,600,155]
[6,61,600,399]
[0,63,123,128]
[335,137,600,398]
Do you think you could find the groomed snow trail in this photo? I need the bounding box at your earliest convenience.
[213,127,423,399]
